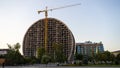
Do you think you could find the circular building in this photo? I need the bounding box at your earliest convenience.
[23,18,75,62]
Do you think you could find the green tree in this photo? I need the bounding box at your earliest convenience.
[75,53,83,60]
[7,43,20,51]
[103,51,115,64]
[24,57,32,64]
[95,53,103,64]
[52,43,66,63]
[14,43,20,51]
[109,53,115,64]
[116,53,120,60]
[88,56,94,63]
[36,47,45,63]
[5,43,24,65]
[101,53,107,64]
[115,53,120,65]
[95,51,115,64]
[74,53,83,65]
[41,55,51,65]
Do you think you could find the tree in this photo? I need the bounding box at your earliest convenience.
[75,53,83,60]
[95,50,115,64]
[14,43,20,51]
[116,53,120,60]
[101,53,107,64]
[102,51,116,64]
[74,53,83,65]
[115,53,120,65]
[41,55,51,65]
[95,53,103,64]
[109,53,115,64]
[5,43,24,65]
[7,43,20,51]
[88,56,94,63]
[52,43,67,63]
[24,57,32,64]
[36,47,45,63]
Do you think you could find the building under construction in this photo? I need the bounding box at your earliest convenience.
[23,18,75,62]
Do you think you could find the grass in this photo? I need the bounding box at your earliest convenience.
[63,64,120,67]
[87,64,120,67]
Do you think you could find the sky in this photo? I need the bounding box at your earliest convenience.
[0,0,120,54]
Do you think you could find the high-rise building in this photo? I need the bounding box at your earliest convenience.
[23,18,75,62]
[76,41,104,57]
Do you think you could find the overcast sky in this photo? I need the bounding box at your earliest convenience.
[0,0,120,54]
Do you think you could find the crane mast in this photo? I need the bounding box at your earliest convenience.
[38,3,81,54]
[44,7,48,54]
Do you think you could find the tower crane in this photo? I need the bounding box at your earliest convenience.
[38,3,81,54]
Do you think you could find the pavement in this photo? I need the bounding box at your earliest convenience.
[0,64,120,68]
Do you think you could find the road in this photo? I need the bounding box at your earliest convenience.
[1,66,120,68]
[0,64,119,68]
